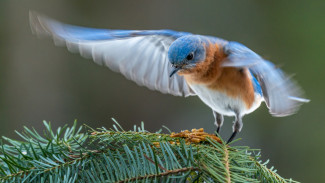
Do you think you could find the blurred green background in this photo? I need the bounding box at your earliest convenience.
[0,0,324,182]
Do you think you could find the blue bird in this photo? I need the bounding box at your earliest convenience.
[29,12,309,143]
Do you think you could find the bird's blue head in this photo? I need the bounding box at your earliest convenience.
[168,35,206,77]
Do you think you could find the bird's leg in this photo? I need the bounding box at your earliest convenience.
[227,113,243,144]
[213,110,224,134]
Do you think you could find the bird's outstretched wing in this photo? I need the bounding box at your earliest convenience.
[29,11,195,97]
[222,41,309,117]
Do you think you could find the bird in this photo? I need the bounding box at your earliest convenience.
[29,12,309,143]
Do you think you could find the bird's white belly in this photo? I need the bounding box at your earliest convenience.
[189,83,263,116]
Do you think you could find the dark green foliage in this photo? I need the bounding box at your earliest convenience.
[0,120,297,183]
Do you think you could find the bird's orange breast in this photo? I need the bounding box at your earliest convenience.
[178,43,255,109]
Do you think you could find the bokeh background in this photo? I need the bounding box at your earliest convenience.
[1,0,324,182]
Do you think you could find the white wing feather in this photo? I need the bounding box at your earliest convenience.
[29,12,195,97]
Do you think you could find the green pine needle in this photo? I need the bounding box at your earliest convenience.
[0,121,298,183]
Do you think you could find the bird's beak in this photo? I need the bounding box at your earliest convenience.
[169,67,182,77]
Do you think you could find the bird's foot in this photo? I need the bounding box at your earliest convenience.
[216,127,220,134]
[226,130,238,144]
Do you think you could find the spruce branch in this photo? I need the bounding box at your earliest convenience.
[0,120,298,183]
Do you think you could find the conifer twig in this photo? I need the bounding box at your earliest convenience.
[0,121,298,183]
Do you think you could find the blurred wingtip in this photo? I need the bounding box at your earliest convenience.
[29,10,39,35]
[29,10,60,38]
[262,71,310,117]
[288,96,310,103]
[29,10,49,37]
[29,10,68,47]
[268,94,310,117]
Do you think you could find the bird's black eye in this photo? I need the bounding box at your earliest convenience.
[186,53,194,60]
